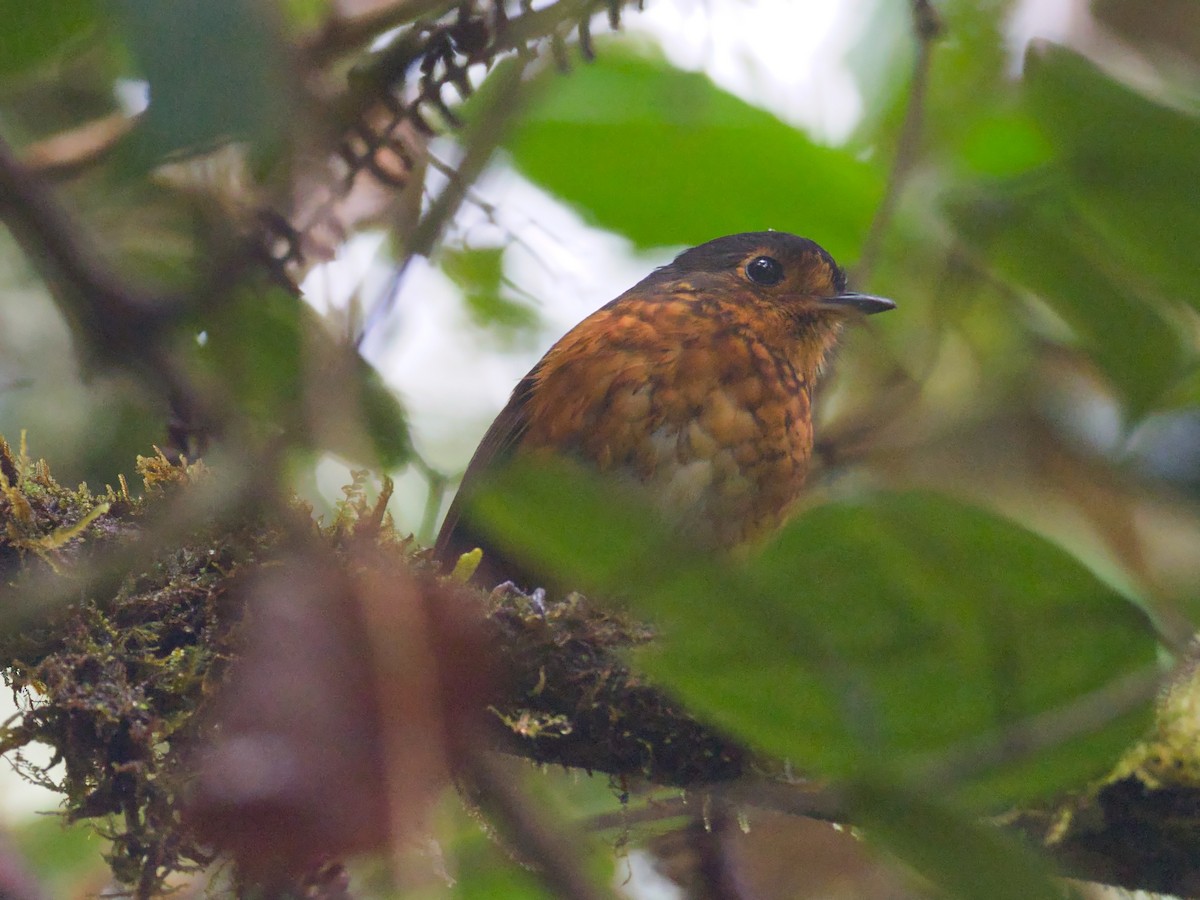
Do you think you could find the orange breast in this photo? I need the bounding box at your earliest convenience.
[519,293,814,549]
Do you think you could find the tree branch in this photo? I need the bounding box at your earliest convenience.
[0,134,169,342]
[462,749,614,900]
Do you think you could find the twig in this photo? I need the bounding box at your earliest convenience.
[302,0,460,66]
[585,795,692,832]
[19,113,136,179]
[0,134,170,344]
[584,781,849,835]
[709,780,849,826]
[357,52,532,346]
[853,0,942,284]
[463,749,613,900]
[912,664,1163,789]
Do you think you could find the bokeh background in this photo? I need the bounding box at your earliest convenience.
[1,0,1199,896]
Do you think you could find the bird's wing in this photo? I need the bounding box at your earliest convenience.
[434,296,664,587]
[433,369,538,574]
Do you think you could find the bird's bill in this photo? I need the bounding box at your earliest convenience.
[819,292,896,315]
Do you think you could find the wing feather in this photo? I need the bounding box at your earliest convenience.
[433,370,539,582]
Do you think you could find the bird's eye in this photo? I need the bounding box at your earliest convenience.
[745,255,784,286]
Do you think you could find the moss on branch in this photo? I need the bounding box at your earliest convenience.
[0,435,748,894]
[8,435,1200,896]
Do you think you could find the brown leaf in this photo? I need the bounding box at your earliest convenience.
[188,538,495,880]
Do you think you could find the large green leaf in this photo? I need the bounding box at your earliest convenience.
[720,491,1156,803]
[951,184,1186,418]
[501,51,883,259]
[112,0,295,167]
[1023,45,1200,310]
[471,461,1157,807]
[0,1,99,79]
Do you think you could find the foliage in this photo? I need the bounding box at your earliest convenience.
[1,0,1199,898]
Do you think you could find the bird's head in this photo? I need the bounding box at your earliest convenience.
[650,231,895,375]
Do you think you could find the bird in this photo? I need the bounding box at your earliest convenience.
[435,231,894,590]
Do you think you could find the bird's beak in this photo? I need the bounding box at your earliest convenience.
[819,292,896,315]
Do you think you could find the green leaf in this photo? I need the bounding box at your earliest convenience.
[468,456,666,590]
[13,816,108,897]
[958,109,1055,177]
[472,462,1157,806]
[196,285,411,468]
[951,184,1186,418]
[1023,45,1200,310]
[199,283,306,430]
[453,832,556,900]
[278,0,330,31]
[0,0,99,78]
[946,45,1200,417]
[742,493,1156,802]
[112,0,295,167]
[441,246,539,334]
[501,51,883,259]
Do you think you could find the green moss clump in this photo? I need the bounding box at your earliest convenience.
[0,439,281,895]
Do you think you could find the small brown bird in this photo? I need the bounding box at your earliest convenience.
[435,232,894,588]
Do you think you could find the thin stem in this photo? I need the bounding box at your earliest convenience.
[357,53,532,346]
[463,749,614,900]
[853,0,942,285]
[913,664,1163,789]
[302,0,460,66]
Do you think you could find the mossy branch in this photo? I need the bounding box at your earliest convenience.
[2,436,1200,896]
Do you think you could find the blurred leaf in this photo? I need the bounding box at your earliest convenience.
[952,184,1187,417]
[1023,44,1200,310]
[958,109,1054,177]
[0,0,99,78]
[498,51,882,258]
[198,285,411,467]
[469,457,664,592]
[473,461,1157,806]
[190,550,397,873]
[442,246,539,334]
[200,283,306,431]
[279,0,330,31]
[112,0,295,168]
[747,493,1155,802]
[356,361,413,470]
